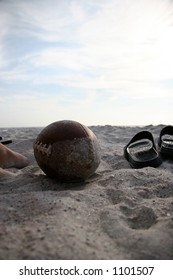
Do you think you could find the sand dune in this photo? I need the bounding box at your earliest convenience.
[0,125,173,259]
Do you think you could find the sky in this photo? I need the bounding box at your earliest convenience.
[0,0,173,127]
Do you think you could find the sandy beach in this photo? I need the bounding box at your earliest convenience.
[0,124,173,260]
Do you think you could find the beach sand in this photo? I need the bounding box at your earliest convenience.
[0,125,173,260]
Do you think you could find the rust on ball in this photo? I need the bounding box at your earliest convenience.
[33,120,101,182]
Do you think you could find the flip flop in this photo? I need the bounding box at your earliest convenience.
[158,125,173,158]
[124,131,162,168]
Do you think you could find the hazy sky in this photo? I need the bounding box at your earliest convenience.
[0,0,173,127]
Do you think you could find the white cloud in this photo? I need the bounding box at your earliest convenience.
[3,0,93,42]
[29,0,173,94]
[32,48,84,70]
[0,0,173,126]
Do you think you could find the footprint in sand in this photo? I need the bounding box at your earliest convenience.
[119,205,157,230]
[154,184,173,198]
[106,186,137,208]
[106,188,124,205]
[100,208,130,240]
[102,189,157,233]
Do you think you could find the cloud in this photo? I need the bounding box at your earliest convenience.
[2,0,95,42]
[0,0,173,126]
[28,0,173,91]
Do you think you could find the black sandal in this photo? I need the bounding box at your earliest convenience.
[124,131,162,168]
[158,126,173,158]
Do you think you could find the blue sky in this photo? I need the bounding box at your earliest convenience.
[0,0,173,127]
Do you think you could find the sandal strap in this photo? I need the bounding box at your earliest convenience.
[158,125,173,147]
[124,131,156,160]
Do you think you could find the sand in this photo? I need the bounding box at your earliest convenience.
[0,125,173,260]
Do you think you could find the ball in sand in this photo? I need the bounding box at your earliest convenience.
[33,120,101,182]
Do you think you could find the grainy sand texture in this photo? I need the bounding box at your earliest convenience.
[0,125,173,259]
